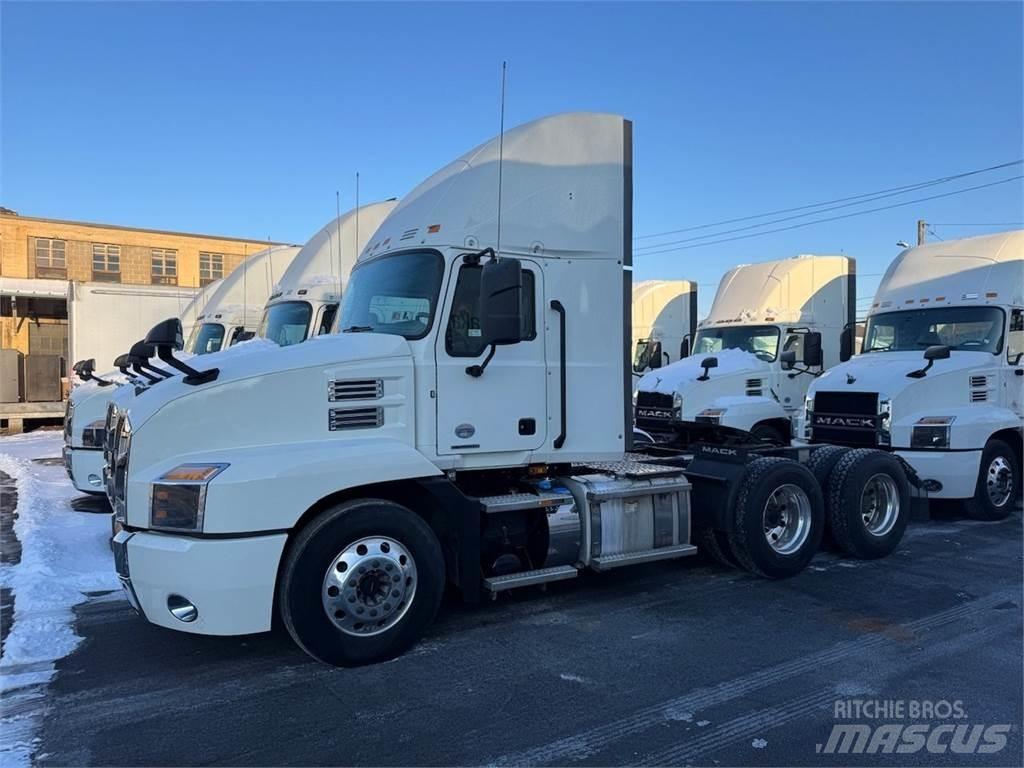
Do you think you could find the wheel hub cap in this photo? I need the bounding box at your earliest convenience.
[860,473,900,537]
[986,456,1013,508]
[322,536,417,637]
[762,484,812,555]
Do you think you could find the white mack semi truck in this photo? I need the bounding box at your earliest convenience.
[635,255,855,446]
[259,201,399,347]
[106,113,910,666]
[187,244,301,354]
[630,279,698,376]
[801,231,1023,521]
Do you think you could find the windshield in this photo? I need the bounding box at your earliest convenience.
[863,307,1005,353]
[188,323,226,355]
[338,250,445,339]
[259,301,312,347]
[693,325,781,362]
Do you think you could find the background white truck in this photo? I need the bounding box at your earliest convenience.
[259,201,398,346]
[635,255,855,446]
[186,244,301,354]
[107,112,910,667]
[631,279,698,376]
[801,231,1023,521]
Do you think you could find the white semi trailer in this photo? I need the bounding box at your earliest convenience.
[635,255,855,446]
[801,231,1023,522]
[186,245,301,354]
[630,280,698,376]
[106,113,910,666]
[259,201,398,347]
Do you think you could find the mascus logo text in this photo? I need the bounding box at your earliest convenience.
[813,414,877,429]
[637,408,675,420]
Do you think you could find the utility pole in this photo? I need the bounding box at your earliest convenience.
[917,219,927,246]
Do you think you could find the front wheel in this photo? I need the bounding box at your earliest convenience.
[279,498,444,666]
[963,439,1020,521]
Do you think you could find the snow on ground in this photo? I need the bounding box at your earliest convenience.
[0,430,120,767]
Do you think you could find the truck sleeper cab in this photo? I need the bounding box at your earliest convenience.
[109,113,910,666]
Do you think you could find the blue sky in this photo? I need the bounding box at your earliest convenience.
[2,1,1021,314]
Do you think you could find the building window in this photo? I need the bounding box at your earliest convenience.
[199,252,224,286]
[34,238,67,278]
[92,244,121,282]
[151,248,178,285]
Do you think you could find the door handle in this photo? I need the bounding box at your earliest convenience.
[550,300,566,449]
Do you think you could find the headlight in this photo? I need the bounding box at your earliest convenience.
[150,463,228,532]
[673,392,683,411]
[911,416,954,449]
[81,419,106,448]
[696,407,727,424]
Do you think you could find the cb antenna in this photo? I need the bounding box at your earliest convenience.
[495,60,507,259]
[355,171,360,275]
[336,190,342,289]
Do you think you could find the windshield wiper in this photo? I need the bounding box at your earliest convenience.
[341,325,375,333]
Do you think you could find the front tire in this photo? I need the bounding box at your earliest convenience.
[963,439,1020,521]
[727,457,824,578]
[826,449,910,559]
[279,498,444,666]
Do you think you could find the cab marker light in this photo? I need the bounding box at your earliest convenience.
[427,224,441,233]
[160,464,229,482]
[986,292,998,298]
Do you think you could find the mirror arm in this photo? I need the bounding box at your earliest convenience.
[155,346,219,385]
[465,345,497,378]
[906,359,933,379]
[142,361,173,379]
[131,362,160,384]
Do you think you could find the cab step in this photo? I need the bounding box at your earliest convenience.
[478,491,575,514]
[483,565,579,592]
[591,544,698,571]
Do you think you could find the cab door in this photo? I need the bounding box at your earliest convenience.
[434,257,547,456]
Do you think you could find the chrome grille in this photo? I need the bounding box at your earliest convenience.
[329,407,383,431]
[63,400,74,444]
[105,412,131,522]
[328,378,383,401]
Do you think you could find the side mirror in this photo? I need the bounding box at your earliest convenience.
[680,335,691,359]
[648,341,663,369]
[780,350,797,370]
[697,356,718,381]
[144,318,185,351]
[839,326,854,362]
[803,332,823,367]
[234,330,256,343]
[113,353,131,372]
[924,345,951,361]
[479,257,523,346]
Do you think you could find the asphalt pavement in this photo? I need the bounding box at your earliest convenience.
[37,510,1023,767]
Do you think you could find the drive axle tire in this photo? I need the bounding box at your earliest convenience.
[806,445,851,550]
[727,457,824,579]
[279,498,444,667]
[826,449,910,559]
[963,439,1020,521]
[694,526,741,569]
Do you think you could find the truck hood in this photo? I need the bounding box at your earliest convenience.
[637,348,770,395]
[124,332,412,428]
[813,350,996,398]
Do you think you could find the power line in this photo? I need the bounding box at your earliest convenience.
[635,175,1023,256]
[634,159,1023,242]
[931,222,1024,227]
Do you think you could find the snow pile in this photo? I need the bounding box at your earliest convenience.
[637,348,768,394]
[0,431,120,766]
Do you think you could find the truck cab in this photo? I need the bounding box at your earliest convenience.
[635,255,855,446]
[258,201,398,347]
[801,232,1023,521]
[630,280,698,379]
[185,245,301,354]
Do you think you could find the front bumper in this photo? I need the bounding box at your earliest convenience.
[894,449,982,499]
[113,528,288,635]
[65,446,106,494]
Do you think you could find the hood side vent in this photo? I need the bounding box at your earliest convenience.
[969,374,990,403]
[329,378,383,401]
[399,228,419,242]
[329,407,383,431]
[745,378,764,397]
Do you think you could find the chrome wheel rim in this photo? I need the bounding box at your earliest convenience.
[860,473,900,536]
[322,536,417,637]
[985,456,1014,508]
[762,484,812,555]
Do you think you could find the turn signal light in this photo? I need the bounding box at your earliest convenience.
[159,464,228,482]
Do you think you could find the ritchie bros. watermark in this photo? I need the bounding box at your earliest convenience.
[817,699,1012,756]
